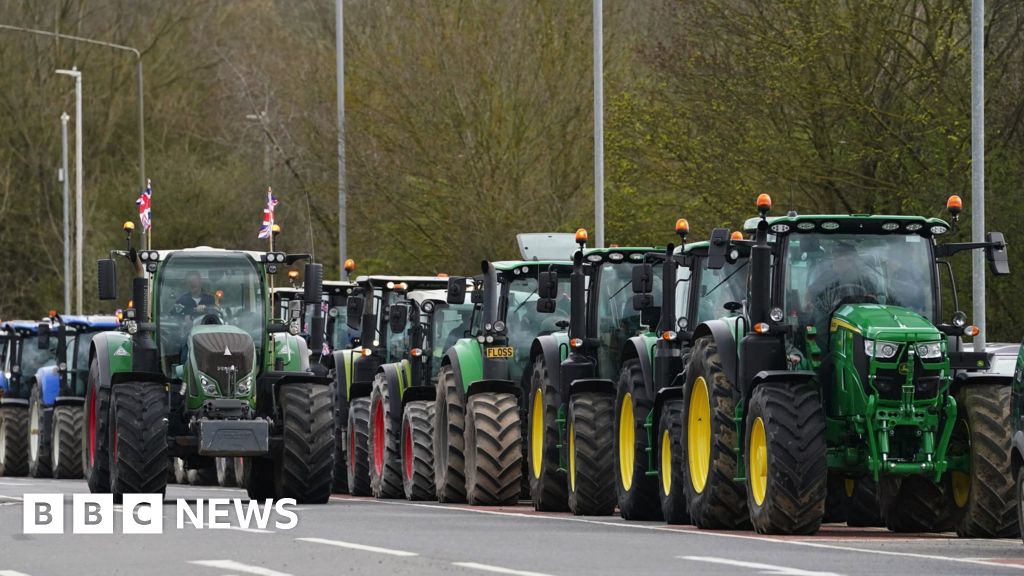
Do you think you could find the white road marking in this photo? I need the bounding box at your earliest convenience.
[201,522,274,534]
[682,556,844,576]
[452,561,556,576]
[189,560,292,576]
[296,537,418,557]
[334,498,1024,571]
[0,495,23,501]
[0,570,33,576]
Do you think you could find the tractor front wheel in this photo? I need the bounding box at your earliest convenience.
[745,383,827,534]
[402,400,435,500]
[245,457,275,501]
[368,374,403,499]
[528,355,568,511]
[82,358,110,492]
[0,405,29,476]
[464,392,522,506]
[51,405,84,479]
[614,359,660,520]
[434,365,466,502]
[658,398,689,524]
[188,461,217,486]
[108,382,169,500]
[567,392,615,515]
[276,383,335,503]
[215,458,236,487]
[347,397,372,496]
[880,476,953,532]
[28,385,52,478]
[844,476,882,527]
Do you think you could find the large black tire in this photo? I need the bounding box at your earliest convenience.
[745,383,827,534]
[658,398,690,524]
[346,397,372,496]
[823,475,848,524]
[880,476,953,532]
[464,392,522,506]
[109,383,169,501]
[51,405,84,479]
[188,462,218,486]
[245,457,275,500]
[173,458,188,485]
[950,384,1018,538]
[0,405,29,476]
[681,338,749,529]
[216,458,236,487]
[1017,466,1024,545]
[614,359,661,520]
[276,383,335,503]
[83,357,111,492]
[402,400,436,501]
[368,374,403,499]
[567,392,616,516]
[844,476,882,527]
[434,365,466,502]
[234,457,247,488]
[527,356,568,511]
[332,364,351,494]
[28,385,52,478]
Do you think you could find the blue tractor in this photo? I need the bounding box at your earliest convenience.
[0,321,58,476]
[28,314,120,478]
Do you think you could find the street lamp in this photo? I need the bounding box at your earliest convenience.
[59,112,71,314]
[56,67,83,315]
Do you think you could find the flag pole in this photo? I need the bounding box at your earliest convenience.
[146,179,152,251]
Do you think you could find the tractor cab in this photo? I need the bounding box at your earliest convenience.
[407,288,474,388]
[0,321,55,401]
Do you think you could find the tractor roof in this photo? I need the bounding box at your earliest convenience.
[2,320,39,334]
[741,214,952,237]
[406,289,453,306]
[356,275,451,291]
[580,246,657,265]
[493,260,571,272]
[61,315,119,329]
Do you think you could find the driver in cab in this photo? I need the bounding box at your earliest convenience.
[176,270,215,318]
[805,242,880,317]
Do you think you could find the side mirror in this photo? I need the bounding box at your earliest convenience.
[303,263,324,304]
[536,299,556,313]
[986,232,1009,276]
[706,228,731,270]
[346,297,364,331]
[446,277,467,304]
[98,259,117,300]
[631,264,653,294]
[389,304,409,334]
[37,323,51,350]
[632,294,654,311]
[537,271,559,299]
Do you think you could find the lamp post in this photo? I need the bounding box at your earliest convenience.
[56,67,83,314]
[593,0,605,248]
[336,0,348,278]
[59,112,71,314]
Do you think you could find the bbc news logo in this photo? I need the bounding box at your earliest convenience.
[23,494,298,534]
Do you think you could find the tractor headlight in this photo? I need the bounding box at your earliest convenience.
[236,377,252,396]
[493,321,506,333]
[915,342,943,359]
[769,307,784,322]
[864,340,900,360]
[200,376,218,395]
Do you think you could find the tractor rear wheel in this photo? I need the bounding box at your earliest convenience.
[28,385,52,478]
[880,476,953,532]
[0,405,29,476]
[434,365,466,502]
[567,392,615,515]
[51,405,84,479]
[109,383,169,500]
[614,359,660,520]
[528,355,568,511]
[83,358,110,492]
[658,398,690,524]
[681,338,749,529]
[402,400,435,500]
[369,374,403,499]
[216,458,236,487]
[745,383,827,534]
[950,384,1018,538]
[464,392,522,506]
[347,397,372,496]
[844,476,882,527]
[276,383,335,503]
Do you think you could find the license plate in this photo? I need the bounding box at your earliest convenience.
[485,346,515,359]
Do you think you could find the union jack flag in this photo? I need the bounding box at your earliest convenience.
[136,179,152,232]
[257,187,278,239]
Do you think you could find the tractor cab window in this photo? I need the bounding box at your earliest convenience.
[21,337,56,376]
[430,302,475,379]
[697,257,749,323]
[157,252,266,374]
[783,233,935,340]
[70,332,95,394]
[385,292,411,362]
[330,305,356,350]
[504,272,571,384]
[595,262,662,380]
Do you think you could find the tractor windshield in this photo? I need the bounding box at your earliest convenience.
[431,302,475,379]
[697,257,749,323]
[783,232,935,336]
[20,340,55,375]
[504,272,571,383]
[156,252,266,373]
[595,262,662,379]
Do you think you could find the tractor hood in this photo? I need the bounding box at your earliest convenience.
[832,304,942,342]
[189,324,256,396]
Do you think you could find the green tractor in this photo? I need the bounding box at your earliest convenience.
[85,228,335,502]
[334,275,451,496]
[367,284,475,500]
[435,258,574,505]
[683,194,1013,535]
[614,222,750,523]
[526,228,659,515]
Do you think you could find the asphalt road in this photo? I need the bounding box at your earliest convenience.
[3,478,1024,576]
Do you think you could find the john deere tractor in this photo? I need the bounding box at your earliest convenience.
[683,194,1013,536]
[0,321,57,476]
[28,314,119,479]
[615,222,750,523]
[526,229,658,515]
[85,227,335,502]
[366,284,474,500]
[333,275,450,496]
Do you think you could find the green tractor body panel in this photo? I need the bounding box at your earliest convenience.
[448,337,484,392]
[182,324,259,411]
[834,304,943,341]
[101,332,134,378]
[339,348,358,398]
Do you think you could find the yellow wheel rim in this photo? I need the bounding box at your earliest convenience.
[619,393,635,491]
[569,419,577,492]
[952,471,970,508]
[531,390,544,479]
[661,429,672,495]
[749,417,768,506]
[844,478,855,498]
[687,377,711,494]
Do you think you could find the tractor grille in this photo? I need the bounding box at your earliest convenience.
[192,332,254,396]
[868,348,942,401]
